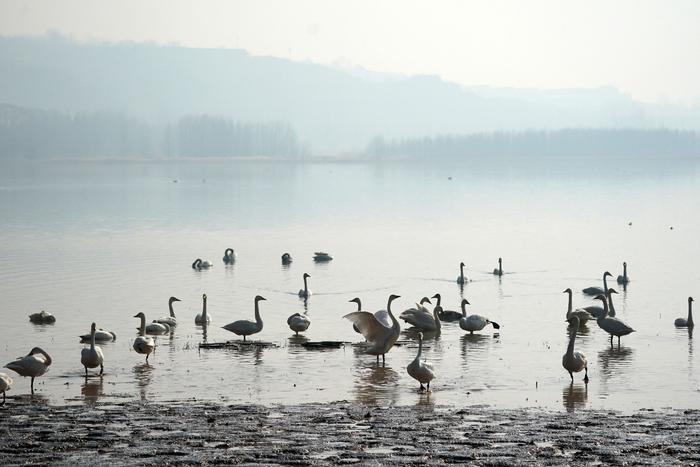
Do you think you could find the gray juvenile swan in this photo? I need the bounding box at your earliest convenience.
[4,347,52,394]
[406,332,435,391]
[459,299,500,334]
[594,294,635,346]
[223,248,236,264]
[617,262,630,285]
[563,316,589,383]
[674,297,694,328]
[81,322,104,376]
[582,271,612,296]
[222,295,267,341]
[457,262,468,284]
[344,294,401,364]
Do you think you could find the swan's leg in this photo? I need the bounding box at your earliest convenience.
[382,354,386,365]
[376,355,379,364]
[84,366,88,377]
[427,382,430,391]
[2,390,5,405]
[568,370,573,382]
[30,377,35,394]
[295,331,299,336]
[243,335,247,342]
[617,336,621,346]
[419,383,425,391]
[609,334,613,347]
[100,364,104,375]
[146,354,149,363]
[584,366,589,384]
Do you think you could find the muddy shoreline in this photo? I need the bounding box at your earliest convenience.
[1,399,699,465]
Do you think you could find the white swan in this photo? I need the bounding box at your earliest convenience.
[195,293,211,325]
[582,288,618,318]
[675,297,694,328]
[617,262,630,285]
[313,252,333,262]
[406,332,435,391]
[582,271,612,296]
[4,347,52,394]
[563,288,594,324]
[562,316,589,383]
[154,296,181,327]
[282,253,293,265]
[594,295,635,346]
[192,258,212,270]
[29,310,55,324]
[133,313,155,362]
[459,299,500,334]
[457,262,468,284]
[0,373,11,405]
[81,322,104,376]
[79,328,116,343]
[143,320,170,335]
[399,298,440,333]
[287,313,311,335]
[222,295,266,341]
[344,294,402,363]
[298,273,312,298]
[223,248,237,264]
[492,257,503,276]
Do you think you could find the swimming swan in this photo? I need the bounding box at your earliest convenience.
[399,298,440,333]
[29,310,55,324]
[81,322,104,376]
[674,297,694,328]
[459,299,500,334]
[562,316,589,383]
[344,294,402,363]
[4,347,52,394]
[406,332,435,391]
[0,373,11,405]
[195,293,211,325]
[313,252,333,262]
[582,271,612,296]
[79,328,116,343]
[617,262,630,285]
[287,313,311,335]
[192,258,212,270]
[154,296,181,327]
[563,288,594,324]
[594,295,635,346]
[145,320,170,336]
[222,295,267,341]
[457,262,468,284]
[493,257,503,276]
[582,288,618,318]
[133,313,155,362]
[298,273,312,298]
[282,253,293,265]
[223,248,236,264]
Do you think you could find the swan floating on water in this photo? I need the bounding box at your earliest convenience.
[287,312,311,335]
[583,288,618,318]
[195,293,211,326]
[617,262,630,285]
[281,253,293,265]
[675,297,694,328]
[133,313,155,362]
[79,328,116,343]
[582,271,612,296]
[298,273,312,299]
[406,332,435,391]
[222,295,267,341]
[4,347,52,394]
[154,296,181,327]
[457,262,468,284]
[0,373,11,405]
[144,320,170,336]
[493,257,503,276]
[344,294,401,364]
[459,299,500,334]
[192,258,212,270]
[313,252,333,262]
[563,288,594,324]
[563,316,589,383]
[29,310,55,324]
[435,295,464,322]
[399,298,440,333]
[223,248,236,265]
[594,295,635,346]
[81,322,104,377]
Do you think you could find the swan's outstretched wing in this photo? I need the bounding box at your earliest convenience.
[344,311,389,342]
[373,309,393,329]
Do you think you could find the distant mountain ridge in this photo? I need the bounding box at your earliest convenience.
[1,35,699,154]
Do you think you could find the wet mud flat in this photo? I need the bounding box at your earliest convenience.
[1,400,699,466]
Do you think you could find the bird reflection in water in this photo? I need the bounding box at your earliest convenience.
[597,345,634,380]
[460,333,493,362]
[567,321,591,337]
[82,377,104,403]
[352,363,399,406]
[133,363,154,401]
[562,383,588,412]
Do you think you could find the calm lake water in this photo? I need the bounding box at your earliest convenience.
[0,157,699,411]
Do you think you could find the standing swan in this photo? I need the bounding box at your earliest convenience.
[583,271,612,296]
[617,262,630,285]
[562,316,589,383]
[287,313,311,335]
[4,347,52,394]
[298,273,312,298]
[133,313,155,362]
[675,297,694,328]
[406,332,435,391]
[192,258,212,270]
[195,294,211,325]
[81,322,104,376]
[594,295,635,346]
[223,248,236,264]
[344,294,402,364]
[459,299,500,334]
[493,257,503,276]
[0,373,11,405]
[155,296,181,327]
[457,262,468,284]
[563,288,594,324]
[222,295,267,341]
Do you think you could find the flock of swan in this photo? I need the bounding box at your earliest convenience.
[0,254,695,404]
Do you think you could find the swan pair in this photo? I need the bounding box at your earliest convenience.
[222,295,267,341]
[81,322,104,376]
[223,248,236,265]
[594,295,635,346]
[407,332,435,391]
[563,316,588,383]
[432,294,464,322]
[344,294,401,363]
[4,347,52,394]
[192,258,212,270]
[29,310,56,324]
[675,297,694,328]
[458,299,500,334]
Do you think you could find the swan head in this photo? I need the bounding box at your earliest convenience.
[388,294,401,303]
[133,312,145,319]
[169,296,181,304]
[91,322,96,332]
[255,295,267,302]
[225,248,234,255]
[303,273,310,279]
[28,347,46,356]
[419,297,432,305]
[562,288,572,294]
[431,293,441,300]
[498,257,502,263]
[460,262,465,267]
[604,271,612,277]
[202,293,207,300]
[594,294,606,302]
[461,299,470,306]
[689,297,694,303]
[192,258,202,268]
[607,288,619,295]
[623,261,627,267]
[349,297,360,304]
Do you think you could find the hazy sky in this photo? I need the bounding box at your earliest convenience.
[2,0,699,102]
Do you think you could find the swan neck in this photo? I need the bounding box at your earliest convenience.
[417,337,423,359]
[623,263,627,278]
[460,263,464,280]
[608,293,615,312]
[435,295,441,307]
[566,326,577,355]
[139,315,146,336]
[202,297,207,320]
[387,299,399,328]
[461,301,467,317]
[603,273,609,292]
[169,300,175,318]
[254,300,262,325]
[356,300,361,312]
[90,327,96,349]
[689,300,694,325]
[566,291,572,313]
[433,307,441,330]
[303,276,308,293]
[600,299,609,318]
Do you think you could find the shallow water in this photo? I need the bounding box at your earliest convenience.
[0,157,699,411]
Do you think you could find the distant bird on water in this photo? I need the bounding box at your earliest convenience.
[674,297,694,328]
